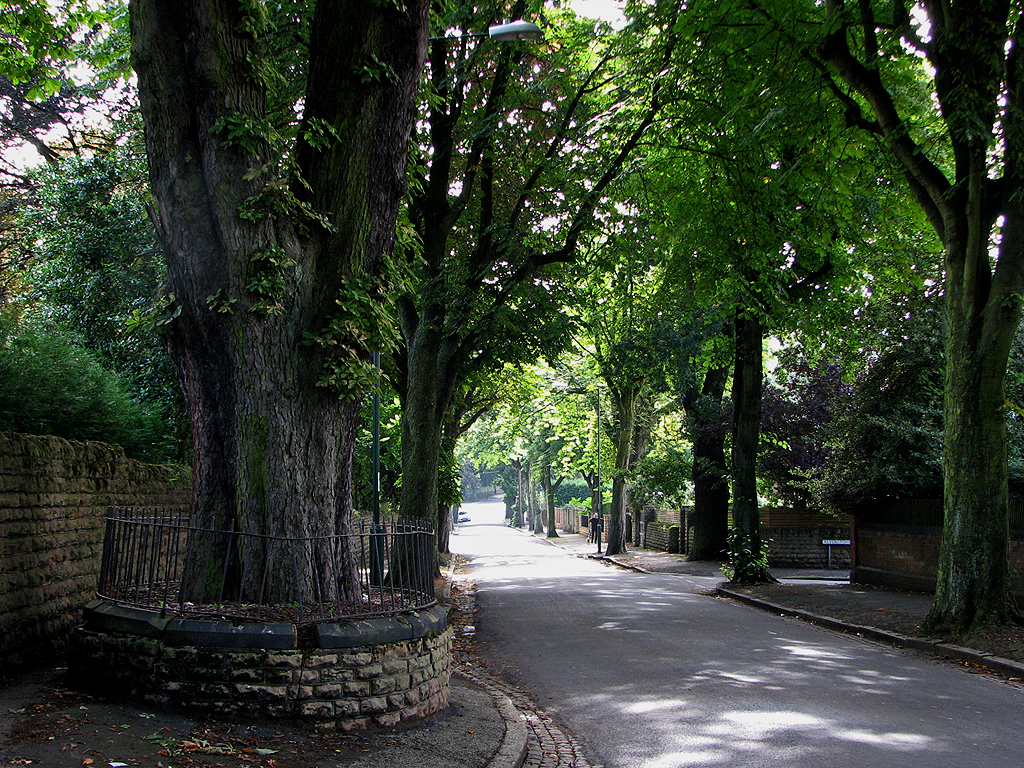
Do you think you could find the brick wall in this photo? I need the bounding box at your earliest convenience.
[853,521,1024,596]
[648,507,681,526]
[644,522,680,553]
[764,527,852,569]
[0,433,190,661]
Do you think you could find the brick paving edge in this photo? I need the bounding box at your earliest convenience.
[717,585,1024,680]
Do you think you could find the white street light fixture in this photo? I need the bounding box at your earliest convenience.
[431,19,544,41]
[488,19,544,41]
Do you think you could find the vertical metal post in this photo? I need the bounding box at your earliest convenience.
[372,351,381,527]
[370,351,385,586]
[596,392,602,555]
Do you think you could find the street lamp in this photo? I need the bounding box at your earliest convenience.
[430,19,544,41]
[488,20,544,41]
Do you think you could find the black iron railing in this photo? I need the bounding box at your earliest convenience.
[97,507,436,625]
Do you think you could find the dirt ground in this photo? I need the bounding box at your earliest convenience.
[0,662,389,768]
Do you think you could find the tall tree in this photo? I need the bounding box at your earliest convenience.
[814,0,1024,633]
[633,0,886,579]
[681,356,731,560]
[572,233,678,555]
[396,1,672,537]
[129,0,429,602]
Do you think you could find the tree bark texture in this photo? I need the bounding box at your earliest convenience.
[930,270,1021,631]
[130,0,428,603]
[397,304,461,526]
[629,394,654,546]
[685,364,730,561]
[530,461,545,534]
[730,311,771,583]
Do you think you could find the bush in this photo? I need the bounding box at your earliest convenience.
[0,319,176,463]
[555,477,591,507]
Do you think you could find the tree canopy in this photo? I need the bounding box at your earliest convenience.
[4,0,1024,636]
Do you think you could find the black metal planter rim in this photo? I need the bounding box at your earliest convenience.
[82,598,449,651]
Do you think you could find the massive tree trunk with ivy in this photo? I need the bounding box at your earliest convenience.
[819,0,1023,634]
[130,0,428,604]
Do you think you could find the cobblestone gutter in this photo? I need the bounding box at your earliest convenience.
[72,599,451,731]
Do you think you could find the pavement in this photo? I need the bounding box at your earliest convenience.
[3,527,1023,768]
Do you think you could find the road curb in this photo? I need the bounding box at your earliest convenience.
[488,690,529,768]
[454,664,529,768]
[717,585,1024,680]
[599,554,652,574]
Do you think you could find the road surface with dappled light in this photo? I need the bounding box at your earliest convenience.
[451,498,1024,768]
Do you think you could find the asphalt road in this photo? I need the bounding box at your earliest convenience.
[451,499,1024,768]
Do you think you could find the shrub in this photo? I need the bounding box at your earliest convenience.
[0,318,176,463]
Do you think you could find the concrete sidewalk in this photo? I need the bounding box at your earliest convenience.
[538,528,850,580]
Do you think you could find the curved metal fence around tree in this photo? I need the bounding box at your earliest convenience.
[97,507,436,625]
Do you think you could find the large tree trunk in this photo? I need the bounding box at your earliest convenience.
[529,461,544,534]
[398,331,443,523]
[729,311,772,583]
[542,467,562,538]
[605,386,639,556]
[684,364,730,561]
[629,394,654,546]
[926,259,1021,633]
[131,0,428,603]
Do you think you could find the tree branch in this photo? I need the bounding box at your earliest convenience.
[817,3,951,241]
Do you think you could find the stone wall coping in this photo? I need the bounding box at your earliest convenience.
[82,599,449,650]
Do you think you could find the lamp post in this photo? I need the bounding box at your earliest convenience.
[372,351,381,527]
[370,351,384,585]
[595,390,602,555]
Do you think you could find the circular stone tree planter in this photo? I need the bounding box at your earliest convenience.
[73,599,452,731]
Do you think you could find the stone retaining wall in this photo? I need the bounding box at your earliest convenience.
[0,433,189,661]
[73,602,452,731]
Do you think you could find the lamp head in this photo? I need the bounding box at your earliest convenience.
[488,19,544,41]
